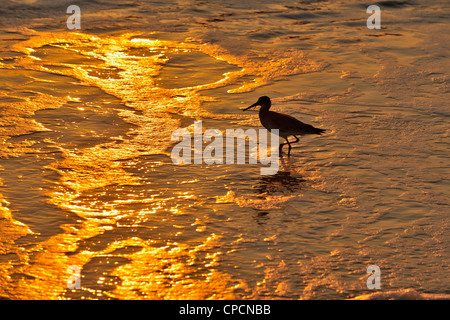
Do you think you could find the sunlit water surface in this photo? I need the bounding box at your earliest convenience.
[0,0,448,299]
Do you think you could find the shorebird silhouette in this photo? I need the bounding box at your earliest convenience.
[243,96,326,156]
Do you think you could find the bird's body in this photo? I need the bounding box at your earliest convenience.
[243,96,325,155]
[260,110,325,138]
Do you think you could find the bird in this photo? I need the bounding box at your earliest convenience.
[242,96,326,156]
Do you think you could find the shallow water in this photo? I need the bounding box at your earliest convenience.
[0,0,449,299]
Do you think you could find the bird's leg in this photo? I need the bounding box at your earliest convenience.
[279,143,285,155]
[288,136,300,156]
[286,138,292,156]
[279,139,290,155]
[280,136,300,156]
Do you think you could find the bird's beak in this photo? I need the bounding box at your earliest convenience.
[242,102,258,111]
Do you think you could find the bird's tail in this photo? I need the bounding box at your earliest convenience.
[315,128,326,135]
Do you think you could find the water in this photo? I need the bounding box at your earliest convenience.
[0,0,448,299]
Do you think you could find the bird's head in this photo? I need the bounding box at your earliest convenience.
[242,96,271,111]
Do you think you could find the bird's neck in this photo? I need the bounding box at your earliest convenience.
[259,104,271,114]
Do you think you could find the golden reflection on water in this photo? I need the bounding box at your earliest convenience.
[0,31,252,299]
[110,235,242,300]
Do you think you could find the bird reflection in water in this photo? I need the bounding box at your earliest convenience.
[252,170,305,225]
[253,170,305,196]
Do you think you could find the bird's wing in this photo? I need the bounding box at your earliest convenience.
[267,111,324,135]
